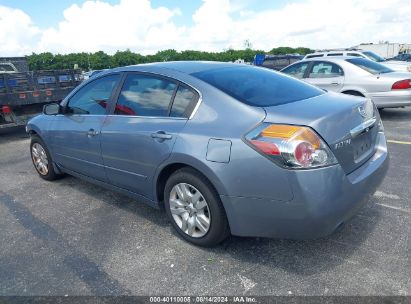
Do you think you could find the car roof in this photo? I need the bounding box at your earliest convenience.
[264,54,303,59]
[299,56,358,62]
[111,61,242,75]
[307,50,363,55]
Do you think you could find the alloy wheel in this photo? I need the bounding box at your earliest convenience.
[31,143,49,176]
[169,183,211,238]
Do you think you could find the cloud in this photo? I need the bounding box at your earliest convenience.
[37,0,183,54]
[0,0,410,56]
[186,0,235,50]
[0,6,40,56]
[183,0,411,51]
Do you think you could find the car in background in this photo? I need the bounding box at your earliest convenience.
[27,62,388,246]
[304,49,411,72]
[387,53,411,62]
[0,62,18,73]
[82,69,107,80]
[253,54,303,70]
[281,57,411,108]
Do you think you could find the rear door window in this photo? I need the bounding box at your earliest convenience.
[308,62,344,78]
[191,66,324,107]
[114,74,177,116]
[170,85,199,118]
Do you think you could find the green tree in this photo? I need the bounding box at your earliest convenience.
[269,46,314,55]
[26,46,314,71]
[89,51,111,69]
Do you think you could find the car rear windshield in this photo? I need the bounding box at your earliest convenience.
[191,66,324,107]
[346,58,394,74]
[363,51,385,62]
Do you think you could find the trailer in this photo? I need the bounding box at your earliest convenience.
[0,69,82,129]
[253,54,303,70]
[0,57,29,73]
[353,43,411,59]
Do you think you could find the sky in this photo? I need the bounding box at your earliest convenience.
[0,0,410,56]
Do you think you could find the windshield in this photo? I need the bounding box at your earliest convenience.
[191,66,324,107]
[346,58,394,75]
[363,51,386,62]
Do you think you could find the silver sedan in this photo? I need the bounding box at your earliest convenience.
[281,57,411,108]
[26,61,388,246]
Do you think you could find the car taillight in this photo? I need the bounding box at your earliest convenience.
[245,124,337,169]
[378,119,384,133]
[2,106,12,114]
[391,79,411,90]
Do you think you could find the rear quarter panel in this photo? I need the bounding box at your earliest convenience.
[155,78,294,202]
[343,74,394,95]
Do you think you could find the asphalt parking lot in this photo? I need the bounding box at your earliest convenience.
[0,107,410,296]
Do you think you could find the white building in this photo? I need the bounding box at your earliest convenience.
[353,43,411,58]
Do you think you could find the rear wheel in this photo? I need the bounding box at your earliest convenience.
[164,168,229,246]
[30,136,59,181]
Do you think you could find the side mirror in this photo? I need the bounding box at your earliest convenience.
[43,103,61,115]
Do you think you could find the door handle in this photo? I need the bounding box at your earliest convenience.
[151,131,172,140]
[331,82,341,85]
[87,129,99,137]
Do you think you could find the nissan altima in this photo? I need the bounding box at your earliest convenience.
[27,62,388,246]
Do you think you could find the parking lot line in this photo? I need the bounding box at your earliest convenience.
[387,139,411,145]
[375,203,411,215]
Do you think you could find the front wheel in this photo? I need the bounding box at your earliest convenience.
[30,136,60,181]
[164,168,230,247]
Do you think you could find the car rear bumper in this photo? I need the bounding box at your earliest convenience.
[221,132,388,239]
[368,90,411,108]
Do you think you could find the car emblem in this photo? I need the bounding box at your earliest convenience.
[358,100,374,120]
[358,106,367,118]
[334,138,351,149]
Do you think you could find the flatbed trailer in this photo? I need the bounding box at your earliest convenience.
[0,69,82,129]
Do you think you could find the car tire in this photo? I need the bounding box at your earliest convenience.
[30,135,60,181]
[164,168,230,247]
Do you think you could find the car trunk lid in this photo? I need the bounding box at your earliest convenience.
[263,92,380,174]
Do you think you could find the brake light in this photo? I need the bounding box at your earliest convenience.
[2,106,11,114]
[249,140,280,155]
[391,79,411,90]
[294,142,315,167]
[245,124,337,169]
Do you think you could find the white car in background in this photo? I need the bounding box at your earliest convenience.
[281,56,411,108]
[303,50,411,72]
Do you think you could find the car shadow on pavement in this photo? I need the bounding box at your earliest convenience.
[59,175,381,277]
[0,126,28,141]
[379,107,411,120]
[53,176,171,269]
[57,176,169,229]
[0,190,131,295]
[215,201,382,276]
